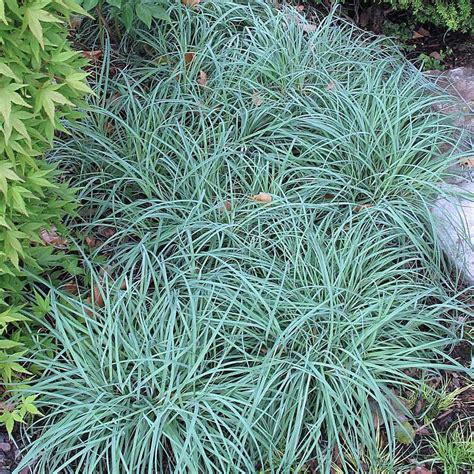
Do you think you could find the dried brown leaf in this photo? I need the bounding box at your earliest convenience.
[198,70,208,86]
[460,157,474,168]
[181,0,201,8]
[417,27,430,37]
[410,466,432,474]
[414,398,424,415]
[252,91,263,106]
[99,227,116,238]
[430,51,442,61]
[251,192,273,204]
[85,236,98,247]
[63,282,79,295]
[40,226,67,248]
[104,121,114,135]
[184,52,195,65]
[84,297,94,317]
[354,203,373,212]
[82,50,102,61]
[415,426,430,436]
[92,285,104,308]
[359,11,370,28]
[412,31,424,39]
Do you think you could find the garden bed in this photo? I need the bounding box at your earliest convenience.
[1,1,472,472]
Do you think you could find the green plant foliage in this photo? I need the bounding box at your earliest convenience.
[79,0,169,30]
[430,421,474,473]
[384,0,473,32]
[15,1,471,471]
[0,0,91,424]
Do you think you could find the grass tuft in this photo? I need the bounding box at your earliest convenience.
[17,1,471,472]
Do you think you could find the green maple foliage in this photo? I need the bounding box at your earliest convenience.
[0,0,91,425]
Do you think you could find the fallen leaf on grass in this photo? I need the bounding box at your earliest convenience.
[82,50,102,61]
[184,52,195,65]
[252,91,263,106]
[459,157,474,167]
[359,11,370,28]
[99,227,116,238]
[354,203,373,212]
[430,51,442,61]
[198,70,208,86]
[62,282,79,295]
[104,121,115,135]
[414,398,424,415]
[415,426,430,436]
[220,200,232,212]
[40,226,67,248]
[93,285,104,307]
[410,466,432,474]
[251,192,273,204]
[301,23,317,33]
[412,31,424,39]
[84,236,99,247]
[84,286,104,317]
[182,0,201,8]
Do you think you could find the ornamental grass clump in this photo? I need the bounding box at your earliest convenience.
[17,1,471,472]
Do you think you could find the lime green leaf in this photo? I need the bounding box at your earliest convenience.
[0,0,6,24]
[22,397,42,416]
[0,162,23,196]
[24,5,62,48]
[0,215,11,229]
[0,162,22,182]
[65,72,94,94]
[51,50,80,63]
[0,412,15,437]
[0,340,21,349]
[0,63,20,82]
[9,186,31,215]
[37,88,74,122]
[12,115,31,145]
[0,84,31,125]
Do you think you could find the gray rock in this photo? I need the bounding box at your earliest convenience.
[432,181,474,285]
[428,67,474,134]
[427,67,474,284]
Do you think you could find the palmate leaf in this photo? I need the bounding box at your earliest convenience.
[0,63,20,82]
[23,4,62,48]
[0,0,88,424]
[0,162,23,197]
[0,84,31,125]
[65,72,94,94]
[35,87,74,122]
